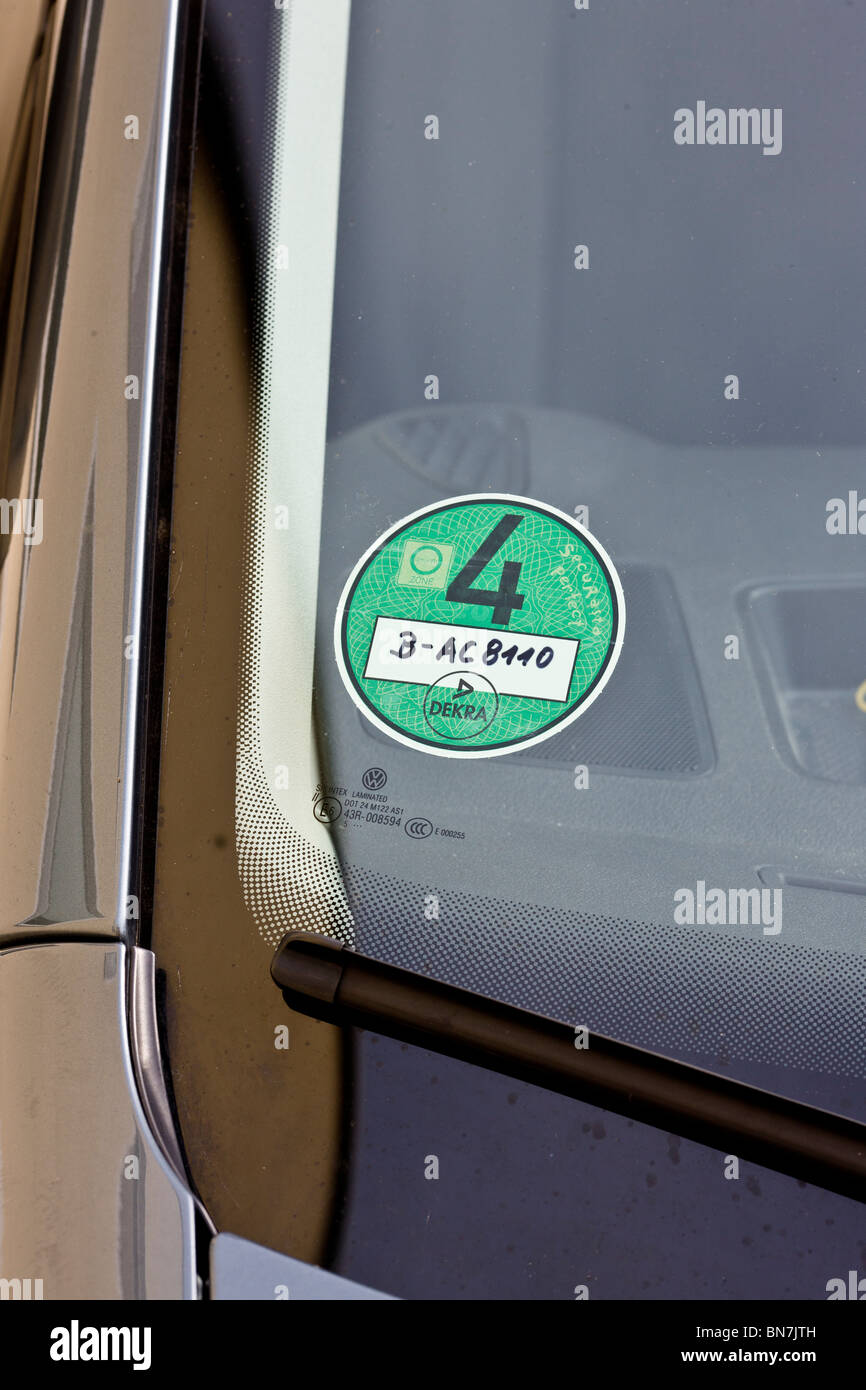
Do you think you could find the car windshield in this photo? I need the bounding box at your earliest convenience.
[152,0,866,1299]
[242,0,866,1114]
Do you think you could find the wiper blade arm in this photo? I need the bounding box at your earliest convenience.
[271,931,866,1205]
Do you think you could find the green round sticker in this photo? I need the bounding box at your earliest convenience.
[334,494,625,759]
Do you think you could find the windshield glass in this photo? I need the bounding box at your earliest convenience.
[243,0,866,1118]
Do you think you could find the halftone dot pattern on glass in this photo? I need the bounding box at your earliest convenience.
[237,5,354,950]
[341,865,866,1087]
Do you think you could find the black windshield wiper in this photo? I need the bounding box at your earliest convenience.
[272,931,866,1206]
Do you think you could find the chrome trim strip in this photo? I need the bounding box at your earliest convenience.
[0,0,181,945]
[116,0,179,935]
[129,946,190,1186]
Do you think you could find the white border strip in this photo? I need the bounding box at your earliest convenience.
[238,1,354,878]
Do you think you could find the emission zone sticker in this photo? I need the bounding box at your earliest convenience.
[334,494,625,759]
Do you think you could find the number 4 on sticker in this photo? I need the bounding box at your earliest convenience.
[446,515,525,627]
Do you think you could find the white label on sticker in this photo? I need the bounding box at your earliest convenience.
[362,616,579,703]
